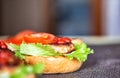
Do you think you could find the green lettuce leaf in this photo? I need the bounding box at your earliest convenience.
[20,43,61,56]
[10,63,44,78]
[64,43,94,62]
[8,43,25,60]
[8,42,93,62]
[8,43,61,57]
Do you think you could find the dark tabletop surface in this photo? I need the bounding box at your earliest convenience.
[38,44,120,78]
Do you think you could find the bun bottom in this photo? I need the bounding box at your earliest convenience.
[0,67,35,78]
[25,56,83,74]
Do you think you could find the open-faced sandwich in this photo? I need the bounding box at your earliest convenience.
[5,30,93,74]
[0,40,44,78]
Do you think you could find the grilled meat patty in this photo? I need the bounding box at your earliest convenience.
[50,43,75,54]
[50,38,83,54]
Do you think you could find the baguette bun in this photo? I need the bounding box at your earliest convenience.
[25,56,83,74]
[0,67,35,78]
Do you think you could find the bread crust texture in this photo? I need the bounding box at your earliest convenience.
[25,56,83,74]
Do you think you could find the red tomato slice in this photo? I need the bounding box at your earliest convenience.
[5,30,36,45]
[5,37,22,45]
[24,33,58,44]
[0,40,7,49]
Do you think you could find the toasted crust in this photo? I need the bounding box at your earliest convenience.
[25,56,83,74]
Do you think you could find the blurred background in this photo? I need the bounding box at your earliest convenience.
[0,0,120,36]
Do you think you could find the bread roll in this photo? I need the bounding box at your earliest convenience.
[25,56,83,74]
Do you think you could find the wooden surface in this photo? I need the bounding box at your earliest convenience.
[0,0,2,35]
[0,0,55,35]
[91,0,103,35]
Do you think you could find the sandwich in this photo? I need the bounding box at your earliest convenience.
[0,40,44,78]
[5,30,93,74]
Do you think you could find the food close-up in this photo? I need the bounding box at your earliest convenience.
[0,30,93,78]
[1,0,120,78]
